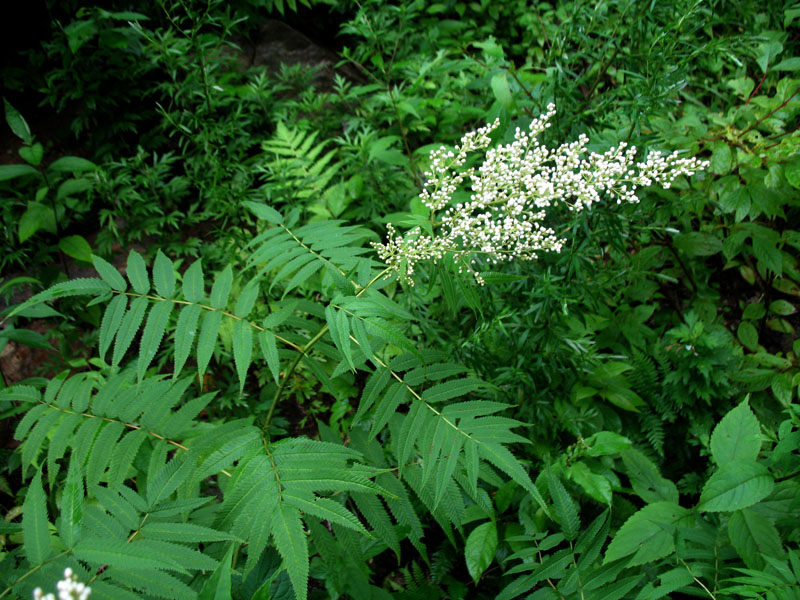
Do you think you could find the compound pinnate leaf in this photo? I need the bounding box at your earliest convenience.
[22,469,51,565]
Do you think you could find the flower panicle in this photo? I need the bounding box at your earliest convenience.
[33,568,91,600]
[373,104,709,285]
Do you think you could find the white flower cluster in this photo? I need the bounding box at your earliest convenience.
[374,104,708,285]
[33,568,91,600]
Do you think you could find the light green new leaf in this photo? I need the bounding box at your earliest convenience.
[728,508,784,569]
[709,399,762,467]
[112,296,148,367]
[604,502,690,566]
[182,259,204,303]
[465,521,497,584]
[698,462,773,512]
[92,255,127,291]
[59,235,92,262]
[126,250,150,295]
[174,304,201,378]
[233,319,253,394]
[22,469,51,564]
[548,471,580,541]
[153,250,176,298]
[197,310,223,378]
[272,503,309,600]
[210,265,233,309]
[258,329,281,384]
[244,201,284,224]
[99,294,127,361]
[138,300,173,381]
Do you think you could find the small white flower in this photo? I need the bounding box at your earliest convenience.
[33,568,91,600]
[374,105,708,285]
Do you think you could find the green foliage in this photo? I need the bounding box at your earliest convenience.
[1,0,799,598]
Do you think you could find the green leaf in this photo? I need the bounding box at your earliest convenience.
[112,296,148,367]
[258,329,281,384]
[126,250,150,295]
[197,310,223,378]
[234,281,260,318]
[174,304,201,378]
[548,472,580,541]
[233,319,253,394]
[728,508,784,569]
[18,142,43,166]
[604,502,690,566]
[583,432,632,457]
[211,265,233,309]
[491,72,513,110]
[56,177,92,200]
[369,381,407,440]
[48,156,96,172]
[183,259,204,303]
[422,377,483,403]
[19,201,56,242]
[58,458,83,548]
[673,232,723,257]
[709,399,762,467]
[138,300,173,380]
[4,99,32,144]
[272,503,308,600]
[153,250,176,298]
[737,321,759,351]
[92,255,127,291]
[244,201,284,224]
[58,235,92,262]
[769,299,795,316]
[620,450,678,504]
[698,462,773,512]
[22,469,51,564]
[355,367,391,423]
[198,543,235,600]
[465,521,497,584]
[325,305,354,372]
[710,141,732,175]
[140,522,234,543]
[0,164,39,181]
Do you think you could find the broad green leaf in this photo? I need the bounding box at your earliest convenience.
[272,503,308,600]
[258,329,281,384]
[568,461,612,505]
[233,319,253,394]
[197,310,223,378]
[92,255,127,291]
[0,164,39,181]
[698,462,773,512]
[153,250,176,298]
[22,469,51,564]
[56,177,92,200]
[583,432,632,457]
[4,99,32,143]
[620,449,679,504]
[48,156,96,172]
[465,521,497,584]
[709,399,762,467]
[174,304,201,378]
[138,300,173,380]
[183,259,204,303]
[737,321,759,351]
[58,235,92,262]
[491,72,513,110]
[198,543,234,600]
[604,502,690,566]
[728,508,784,569]
[126,250,150,295]
[112,296,148,367]
[18,142,44,166]
[210,265,233,309]
[19,201,56,242]
[710,141,732,174]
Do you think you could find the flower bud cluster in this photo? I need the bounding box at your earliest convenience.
[374,104,708,285]
[33,568,91,600]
